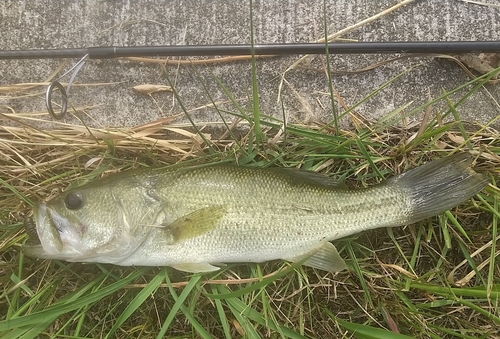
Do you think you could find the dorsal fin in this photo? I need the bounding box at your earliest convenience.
[271,168,347,189]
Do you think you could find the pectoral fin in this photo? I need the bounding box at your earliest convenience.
[172,262,220,273]
[285,242,346,272]
[163,205,227,243]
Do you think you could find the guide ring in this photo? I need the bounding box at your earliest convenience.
[44,54,88,120]
[45,81,68,120]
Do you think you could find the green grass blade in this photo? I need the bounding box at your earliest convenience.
[210,286,232,339]
[0,176,33,206]
[156,272,203,339]
[346,242,373,308]
[0,267,149,332]
[488,176,498,299]
[160,65,216,154]
[249,0,263,145]
[335,318,415,339]
[219,285,307,339]
[444,210,472,243]
[204,262,301,299]
[104,269,166,339]
[409,282,500,299]
[227,300,261,339]
[455,298,500,325]
[426,324,490,339]
[443,90,473,150]
[355,138,384,179]
[322,0,338,134]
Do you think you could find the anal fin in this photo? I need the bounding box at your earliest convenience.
[285,242,346,272]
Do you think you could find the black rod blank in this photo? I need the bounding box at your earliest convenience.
[2,41,500,60]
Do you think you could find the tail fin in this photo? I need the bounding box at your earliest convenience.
[390,153,489,223]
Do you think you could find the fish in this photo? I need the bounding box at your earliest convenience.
[23,153,489,273]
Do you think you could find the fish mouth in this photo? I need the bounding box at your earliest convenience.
[24,214,41,246]
[23,203,63,258]
[23,204,45,257]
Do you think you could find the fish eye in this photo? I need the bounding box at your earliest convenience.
[65,191,84,210]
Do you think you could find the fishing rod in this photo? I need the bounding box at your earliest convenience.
[3,41,500,120]
[2,41,500,59]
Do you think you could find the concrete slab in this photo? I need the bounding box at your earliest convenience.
[1,0,500,129]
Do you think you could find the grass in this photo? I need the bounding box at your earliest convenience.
[1,40,500,339]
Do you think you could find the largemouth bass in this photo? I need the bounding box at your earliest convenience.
[23,153,488,273]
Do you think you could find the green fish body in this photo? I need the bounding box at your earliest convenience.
[23,153,488,273]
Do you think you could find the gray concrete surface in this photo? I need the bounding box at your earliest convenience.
[1,0,500,130]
